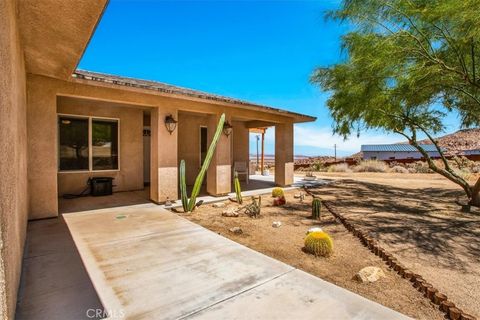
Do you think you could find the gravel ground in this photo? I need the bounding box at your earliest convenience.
[309,172,480,318]
[179,190,445,319]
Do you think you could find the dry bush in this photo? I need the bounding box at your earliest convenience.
[353,160,388,172]
[389,165,409,174]
[406,161,432,173]
[327,163,352,173]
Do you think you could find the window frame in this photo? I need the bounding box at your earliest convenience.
[57,113,121,173]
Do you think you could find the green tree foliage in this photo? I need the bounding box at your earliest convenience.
[312,0,480,207]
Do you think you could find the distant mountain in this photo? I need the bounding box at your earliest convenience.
[415,128,480,155]
[351,128,480,158]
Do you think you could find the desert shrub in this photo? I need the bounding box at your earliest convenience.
[327,163,352,173]
[353,160,388,172]
[309,161,326,172]
[406,161,432,173]
[304,231,333,257]
[389,165,409,174]
[272,187,284,197]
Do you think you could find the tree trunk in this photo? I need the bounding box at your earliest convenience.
[470,177,480,207]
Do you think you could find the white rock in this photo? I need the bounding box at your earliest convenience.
[272,221,282,228]
[354,267,386,283]
[294,193,301,199]
[306,227,323,234]
[222,208,239,217]
[229,226,243,234]
[212,202,226,208]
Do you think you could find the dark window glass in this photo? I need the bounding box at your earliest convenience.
[92,119,119,170]
[200,127,208,166]
[59,117,89,171]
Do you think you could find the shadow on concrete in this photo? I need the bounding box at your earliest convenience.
[16,217,104,320]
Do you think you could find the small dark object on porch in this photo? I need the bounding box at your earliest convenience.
[90,177,114,196]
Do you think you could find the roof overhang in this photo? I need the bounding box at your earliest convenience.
[18,0,109,80]
[72,70,317,124]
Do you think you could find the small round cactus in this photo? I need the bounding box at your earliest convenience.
[272,187,284,198]
[304,231,333,257]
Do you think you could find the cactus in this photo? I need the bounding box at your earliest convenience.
[245,196,261,218]
[180,160,188,212]
[234,171,243,204]
[272,187,284,198]
[179,113,225,212]
[311,198,321,220]
[304,231,333,257]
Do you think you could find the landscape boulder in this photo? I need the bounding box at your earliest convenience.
[229,227,243,234]
[354,266,386,283]
[306,227,323,234]
[213,202,226,208]
[272,221,282,228]
[222,208,239,217]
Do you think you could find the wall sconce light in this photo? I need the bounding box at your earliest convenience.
[164,114,177,135]
[223,121,233,137]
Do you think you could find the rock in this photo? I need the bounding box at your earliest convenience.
[294,193,301,199]
[213,202,226,208]
[229,227,243,234]
[306,227,323,234]
[354,267,386,283]
[222,208,239,217]
[293,221,301,227]
[272,221,282,228]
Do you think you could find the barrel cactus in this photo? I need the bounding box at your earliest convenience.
[304,231,333,257]
[311,198,321,220]
[272,187,284,198]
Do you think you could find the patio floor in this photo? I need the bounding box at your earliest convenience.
[61,204,409,320]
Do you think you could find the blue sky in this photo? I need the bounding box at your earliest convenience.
[79,0,460,156]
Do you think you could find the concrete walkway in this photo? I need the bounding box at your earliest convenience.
[64,204,409,320]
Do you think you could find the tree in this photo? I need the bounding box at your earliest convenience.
[312,0,480,207]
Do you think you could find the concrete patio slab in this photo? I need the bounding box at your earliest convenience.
[64,205,409,320]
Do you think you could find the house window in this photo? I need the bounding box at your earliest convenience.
[92,119,119,170]
[200,126,208,166]
[58,115,119,172]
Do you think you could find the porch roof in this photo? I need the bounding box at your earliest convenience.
[73,70,316,123]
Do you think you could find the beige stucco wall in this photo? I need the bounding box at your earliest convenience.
[0,0,29,318]
[178,112,209,185]
[275,122,294,186]
[232,121,250,166]
[57,98,144,195]
[26,74,299,216]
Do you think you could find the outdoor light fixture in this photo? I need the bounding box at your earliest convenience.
[223,121,233,136]
[164,114,177,135]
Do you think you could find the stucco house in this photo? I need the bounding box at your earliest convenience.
[1,1,316,318]
[361,144,442,161]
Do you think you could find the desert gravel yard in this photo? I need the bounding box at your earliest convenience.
[180,189,445,319]
[312,172,480,318]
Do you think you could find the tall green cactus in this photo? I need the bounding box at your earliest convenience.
[312,198,321,220]
[179,160,188,212]
[234,171,243,204]
[179,113,226,212]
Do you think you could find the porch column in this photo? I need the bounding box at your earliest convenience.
[150,107,178,203]
[207,113,231,195]
[275,122,294,186]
